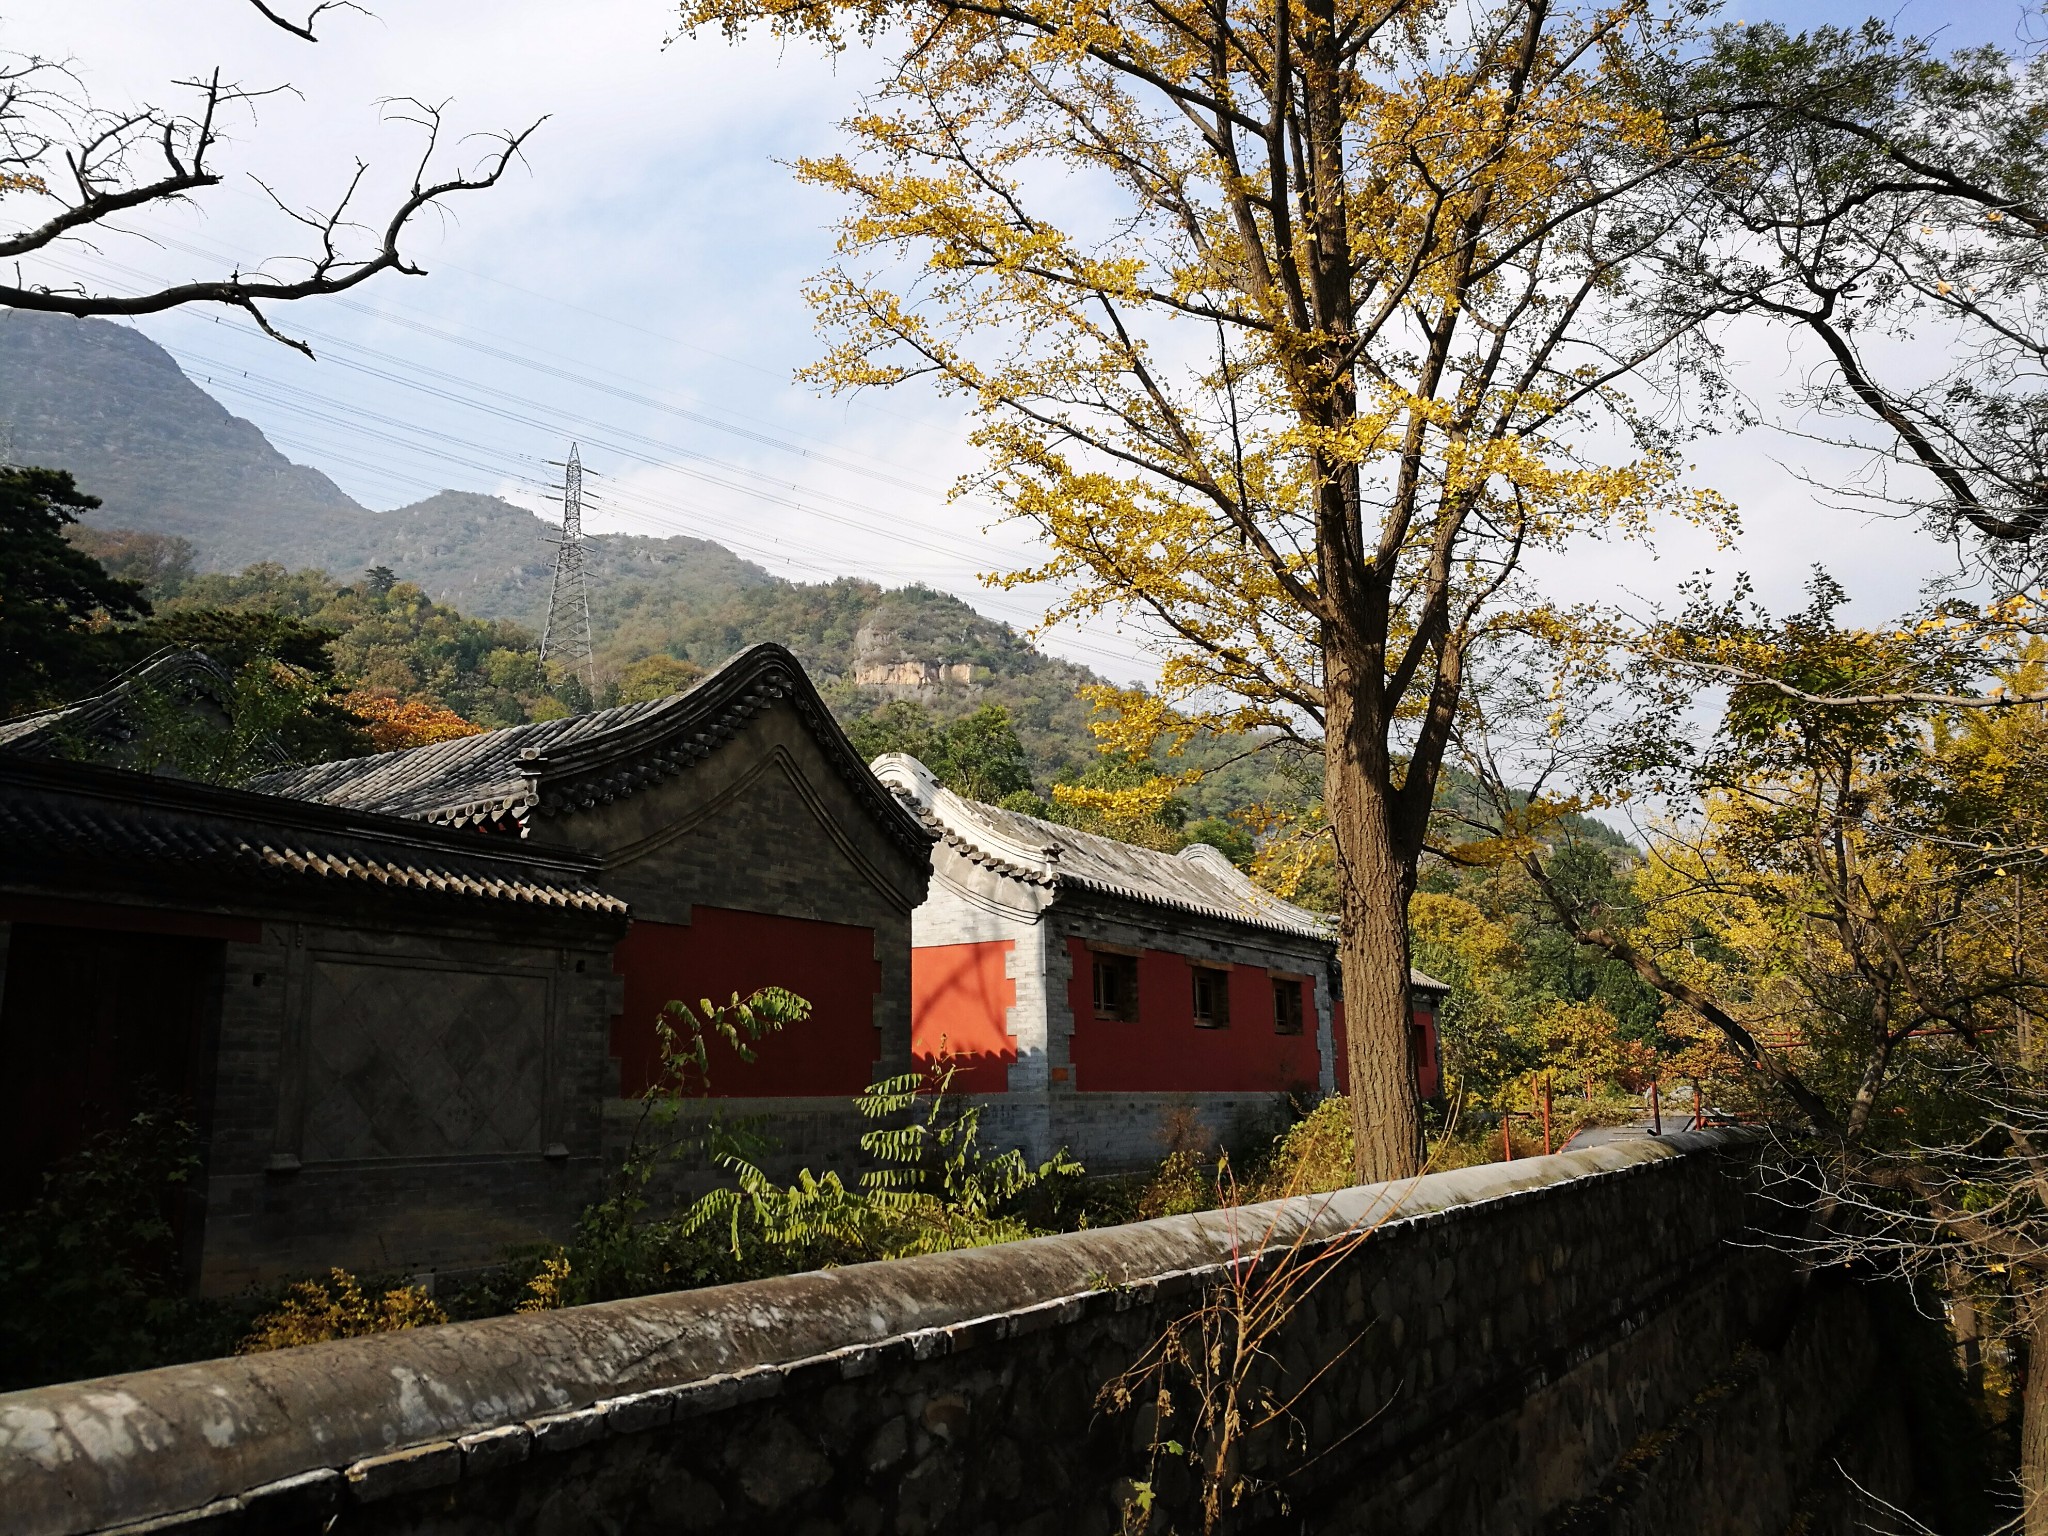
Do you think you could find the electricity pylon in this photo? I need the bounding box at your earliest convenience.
[538,444,597,698]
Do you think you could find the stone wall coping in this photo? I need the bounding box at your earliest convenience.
[0,1129,1753,1536]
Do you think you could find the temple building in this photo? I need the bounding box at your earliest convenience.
[0,643,932,1289]
[870,753,1445,1169]
[0,751,627,1292]
[0,639,1448,1290]
[259,643,936,1108]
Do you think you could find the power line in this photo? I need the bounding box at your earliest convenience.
[138,226,957,489]
[28,249,1168,675]
[43,246,1025,568]
[173,351,1153,659]
[166,326,1036,573]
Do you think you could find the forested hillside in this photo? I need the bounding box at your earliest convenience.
[0,313,772,618]
[5,313,1117,780]
[17,311,1632,869]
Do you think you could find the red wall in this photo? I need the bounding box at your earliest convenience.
[910,940,1017,1094]
[613,908,881,1098]
[1065,939,1322,1093]
[1332,998,1441,1099]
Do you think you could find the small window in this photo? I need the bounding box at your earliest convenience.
[1092,952,1139,1020]
[1192,965,1232,1028]
[1272,977,1305,1036]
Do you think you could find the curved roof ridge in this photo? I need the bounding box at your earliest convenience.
[254,644,933,857]
[1171,839,1337,934]
[0,648,248,755]
[0,754,627,921]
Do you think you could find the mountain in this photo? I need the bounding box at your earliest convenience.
[0,310,1113,780]
[0,312,772,623]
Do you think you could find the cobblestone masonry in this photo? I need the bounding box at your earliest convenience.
[0,1131,1930,1536]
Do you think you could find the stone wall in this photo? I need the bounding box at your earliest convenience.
[0,1131,1940,1536]
[204,917,622,1293]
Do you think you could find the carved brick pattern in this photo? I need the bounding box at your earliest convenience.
[303,961,548,1161]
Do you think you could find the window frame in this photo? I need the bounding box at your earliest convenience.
[1270,975,1306,1036]
[1191,963,1232,1029]
[1091,950,1140,1021]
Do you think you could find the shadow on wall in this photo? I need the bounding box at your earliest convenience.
[910,940,1018,1093]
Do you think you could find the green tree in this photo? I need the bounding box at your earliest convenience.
[935,704,1035,802]
[610,654,707,706]
[151,562,572,728]
[1185,817,1255,868]
[849,699,1037,804]
[66,528,196,598]
[0,466,149,716]
[845,697,941,763]
[130,609,341,675]
[85,652,363,786]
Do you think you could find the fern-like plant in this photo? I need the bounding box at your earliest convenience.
[572,987,812,1301]
[679,1065,1082,1264]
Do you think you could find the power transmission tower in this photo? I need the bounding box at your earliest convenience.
[538,443,598,699]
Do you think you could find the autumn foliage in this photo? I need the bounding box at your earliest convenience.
[237,1269,445,1354]
[342,690,487,753]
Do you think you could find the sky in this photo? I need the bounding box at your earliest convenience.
[4,0,2038,685]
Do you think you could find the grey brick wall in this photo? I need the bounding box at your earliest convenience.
[201,920,619,1293]
[910,844,1336,1169]
[555,707,929,1081]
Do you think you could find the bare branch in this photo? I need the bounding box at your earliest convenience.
[244,1,369,43]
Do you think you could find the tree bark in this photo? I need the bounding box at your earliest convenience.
[2025,1296,2048,1536]
[1948,1265,1983,1399]
[1325,648,1424,1184]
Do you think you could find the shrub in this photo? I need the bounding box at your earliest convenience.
[680,1067,1083,1265]
[1249,1095,1356,1199]
[0,1110,247,1391]
[237,1270,446,1353]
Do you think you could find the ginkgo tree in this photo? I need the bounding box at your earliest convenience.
[680,0,1747,1178]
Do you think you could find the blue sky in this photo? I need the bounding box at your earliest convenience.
[7,1,2038,682]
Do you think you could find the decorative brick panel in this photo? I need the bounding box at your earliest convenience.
[302,959,550,1161]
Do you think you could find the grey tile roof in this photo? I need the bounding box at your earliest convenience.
[871,753,1447,990]
[0,650,265,761]
[0,755,627,920]
[871,753,1336,941]
[253,643,934,858]
[253,694,672,827]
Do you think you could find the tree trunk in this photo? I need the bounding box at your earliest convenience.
[1948,1265,1983,1399]
[1325,653,1424,1184]
[2025,1297,2048,1536]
